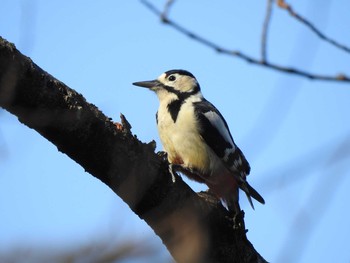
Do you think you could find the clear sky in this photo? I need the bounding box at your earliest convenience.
[1,1,350,262]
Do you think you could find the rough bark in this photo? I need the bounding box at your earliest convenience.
[0,36,267,263]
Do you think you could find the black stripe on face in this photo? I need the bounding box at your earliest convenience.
[162,85,181,96]
[162,84,200,98]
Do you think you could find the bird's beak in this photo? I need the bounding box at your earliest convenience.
[132,79,160,89]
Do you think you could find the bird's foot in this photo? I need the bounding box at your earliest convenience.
[226,210,246,231]
[157,151,177,183]
[157,151,168,160]
[169,163,177,183]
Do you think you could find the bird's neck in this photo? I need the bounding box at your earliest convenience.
[156,89,179,105]
[157,89,203,105]
[157,91,204,123]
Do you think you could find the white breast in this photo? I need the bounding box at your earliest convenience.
[157,97,223,176]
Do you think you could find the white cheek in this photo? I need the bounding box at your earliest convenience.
[156,89,177,102]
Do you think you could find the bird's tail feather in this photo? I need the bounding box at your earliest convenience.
[239,181,265,210]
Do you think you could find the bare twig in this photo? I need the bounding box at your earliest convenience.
[161,0,175,22]
[140,0,350,82]
[261,0,274,63]
[277,0,350,54]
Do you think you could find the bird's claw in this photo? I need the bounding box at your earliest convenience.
[157,151,168,161]
[169,164,177,183]
[226,210,246,231]
[157,151,176,183]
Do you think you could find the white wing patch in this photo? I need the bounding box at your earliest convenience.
[194,101,250,176]
[203,111,234,147]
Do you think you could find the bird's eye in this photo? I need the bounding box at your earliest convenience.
[168,75,176,81]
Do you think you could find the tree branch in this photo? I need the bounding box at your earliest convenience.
[161,0,175,22]
[277,0,350,55]
[141,0,350,83]
[261,0,274,63]
[0,36,267,263]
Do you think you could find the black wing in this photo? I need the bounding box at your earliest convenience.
[193,99,250,176]
[193,100,265,206]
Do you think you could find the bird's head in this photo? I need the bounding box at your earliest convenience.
[133,69,201,100]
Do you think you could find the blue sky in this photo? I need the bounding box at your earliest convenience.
[1,1,350,262]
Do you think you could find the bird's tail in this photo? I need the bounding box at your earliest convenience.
[225,180,265,213]
[239,181,265,210]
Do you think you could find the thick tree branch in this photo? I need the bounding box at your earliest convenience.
[141,0,349,83]
[0,36,267,263]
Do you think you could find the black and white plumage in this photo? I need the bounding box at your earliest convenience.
[133,69,264,212]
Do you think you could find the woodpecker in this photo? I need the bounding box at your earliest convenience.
[133,69,264,213]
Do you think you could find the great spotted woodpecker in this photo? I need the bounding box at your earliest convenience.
[133,69,264,213]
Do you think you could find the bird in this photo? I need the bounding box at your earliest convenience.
[133,69,264,214]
